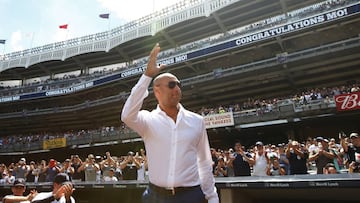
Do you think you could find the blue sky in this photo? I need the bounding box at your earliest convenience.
[0,0,181,54]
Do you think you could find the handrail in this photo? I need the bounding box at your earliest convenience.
[1,0,357,70]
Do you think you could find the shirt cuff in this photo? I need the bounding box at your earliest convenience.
[135,74,152,88]
[207,196,220,203]
[141,74,152,81]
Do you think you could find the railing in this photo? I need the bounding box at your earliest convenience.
[0,0,239,69]
[2,0,357,71]
[0,130,140,154]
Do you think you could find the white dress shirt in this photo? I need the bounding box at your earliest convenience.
[31,192,75,203]
[121,74,219,203]
[3,195,30,203]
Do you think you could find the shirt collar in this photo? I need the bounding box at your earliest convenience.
[155,103,184,117]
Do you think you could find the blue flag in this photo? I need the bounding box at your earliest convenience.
[99,13,110,19]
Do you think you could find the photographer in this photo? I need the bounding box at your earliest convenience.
[341,132,360,173]
[100,151,117,178]
[120,151,140,180]
[309,137,335,174]
[44,159,61,182]
[14,158,29,180]
[266,156,286,176]
[59,159,74,181]
[70,155,84,182]
[213,157,228,177]
[232,141,253,176]
[286,140,309,175]
[77,154,100,182]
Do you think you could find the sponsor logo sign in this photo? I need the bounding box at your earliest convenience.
[335,92,360,111]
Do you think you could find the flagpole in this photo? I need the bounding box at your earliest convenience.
[66,29,69,41]
[107,14,111,40]
[2,44,5,59]
[65,23,70,42]
[108,13,111,31]
[30,32,35,49]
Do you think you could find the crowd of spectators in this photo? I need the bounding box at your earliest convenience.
[211,132,360,177]
[0,131,359,186]
[0,0,354,97]
[0,82,359,150]
[0,149,148,185]
[0,125,126,149]
[197,82,360,116]
[0,0,359,185]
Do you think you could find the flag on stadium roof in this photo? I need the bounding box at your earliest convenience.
[99,13,110,19]
[59,24,68,29]
[0,39,5,44]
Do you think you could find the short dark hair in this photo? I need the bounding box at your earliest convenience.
[13,178,26,187]
[54,173,71,185]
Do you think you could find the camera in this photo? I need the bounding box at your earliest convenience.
[339,131,347,139]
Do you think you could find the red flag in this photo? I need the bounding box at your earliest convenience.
[59,24,68,29]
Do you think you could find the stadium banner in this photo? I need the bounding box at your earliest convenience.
[43,138,67,150]
[334,92,360,112]
[204,112,234,129]
[45,82,94,97]
[0,95,20,102]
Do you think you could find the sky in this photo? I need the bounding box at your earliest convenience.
[0,0,182,54]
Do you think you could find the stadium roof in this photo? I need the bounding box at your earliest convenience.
[0,0,322,80]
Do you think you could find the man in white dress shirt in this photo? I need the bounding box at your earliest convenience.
[121,43,219,203]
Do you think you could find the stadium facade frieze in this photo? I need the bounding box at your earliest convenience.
[0,3,359,104]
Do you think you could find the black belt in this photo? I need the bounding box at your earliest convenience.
[149,182,200,196]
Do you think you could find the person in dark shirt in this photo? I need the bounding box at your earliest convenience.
[309,137,335,174]
[231,142,253,176]
[71,155,84,181]
[211,148,218,173]
[286,141,309,175]
[120,151,140,180]
[341,132,360,173]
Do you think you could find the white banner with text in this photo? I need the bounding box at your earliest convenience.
[204,112,234,129]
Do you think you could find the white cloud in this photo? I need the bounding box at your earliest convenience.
[97,0,182,21]
[1,0,183,54]
[97,0,153,21]
[52,29,69,44]
[10,31,23,52]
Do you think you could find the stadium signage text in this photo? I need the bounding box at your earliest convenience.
[45,82,93,96]
[119,54,188,79]
[120,66,146,78]
[235,8,348,46]
[335,92,360,112]
[204,112,234,129]
[0,95,20,102]
[265,183,290,188]
[314,182,339,187]
[43,138,66,150]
